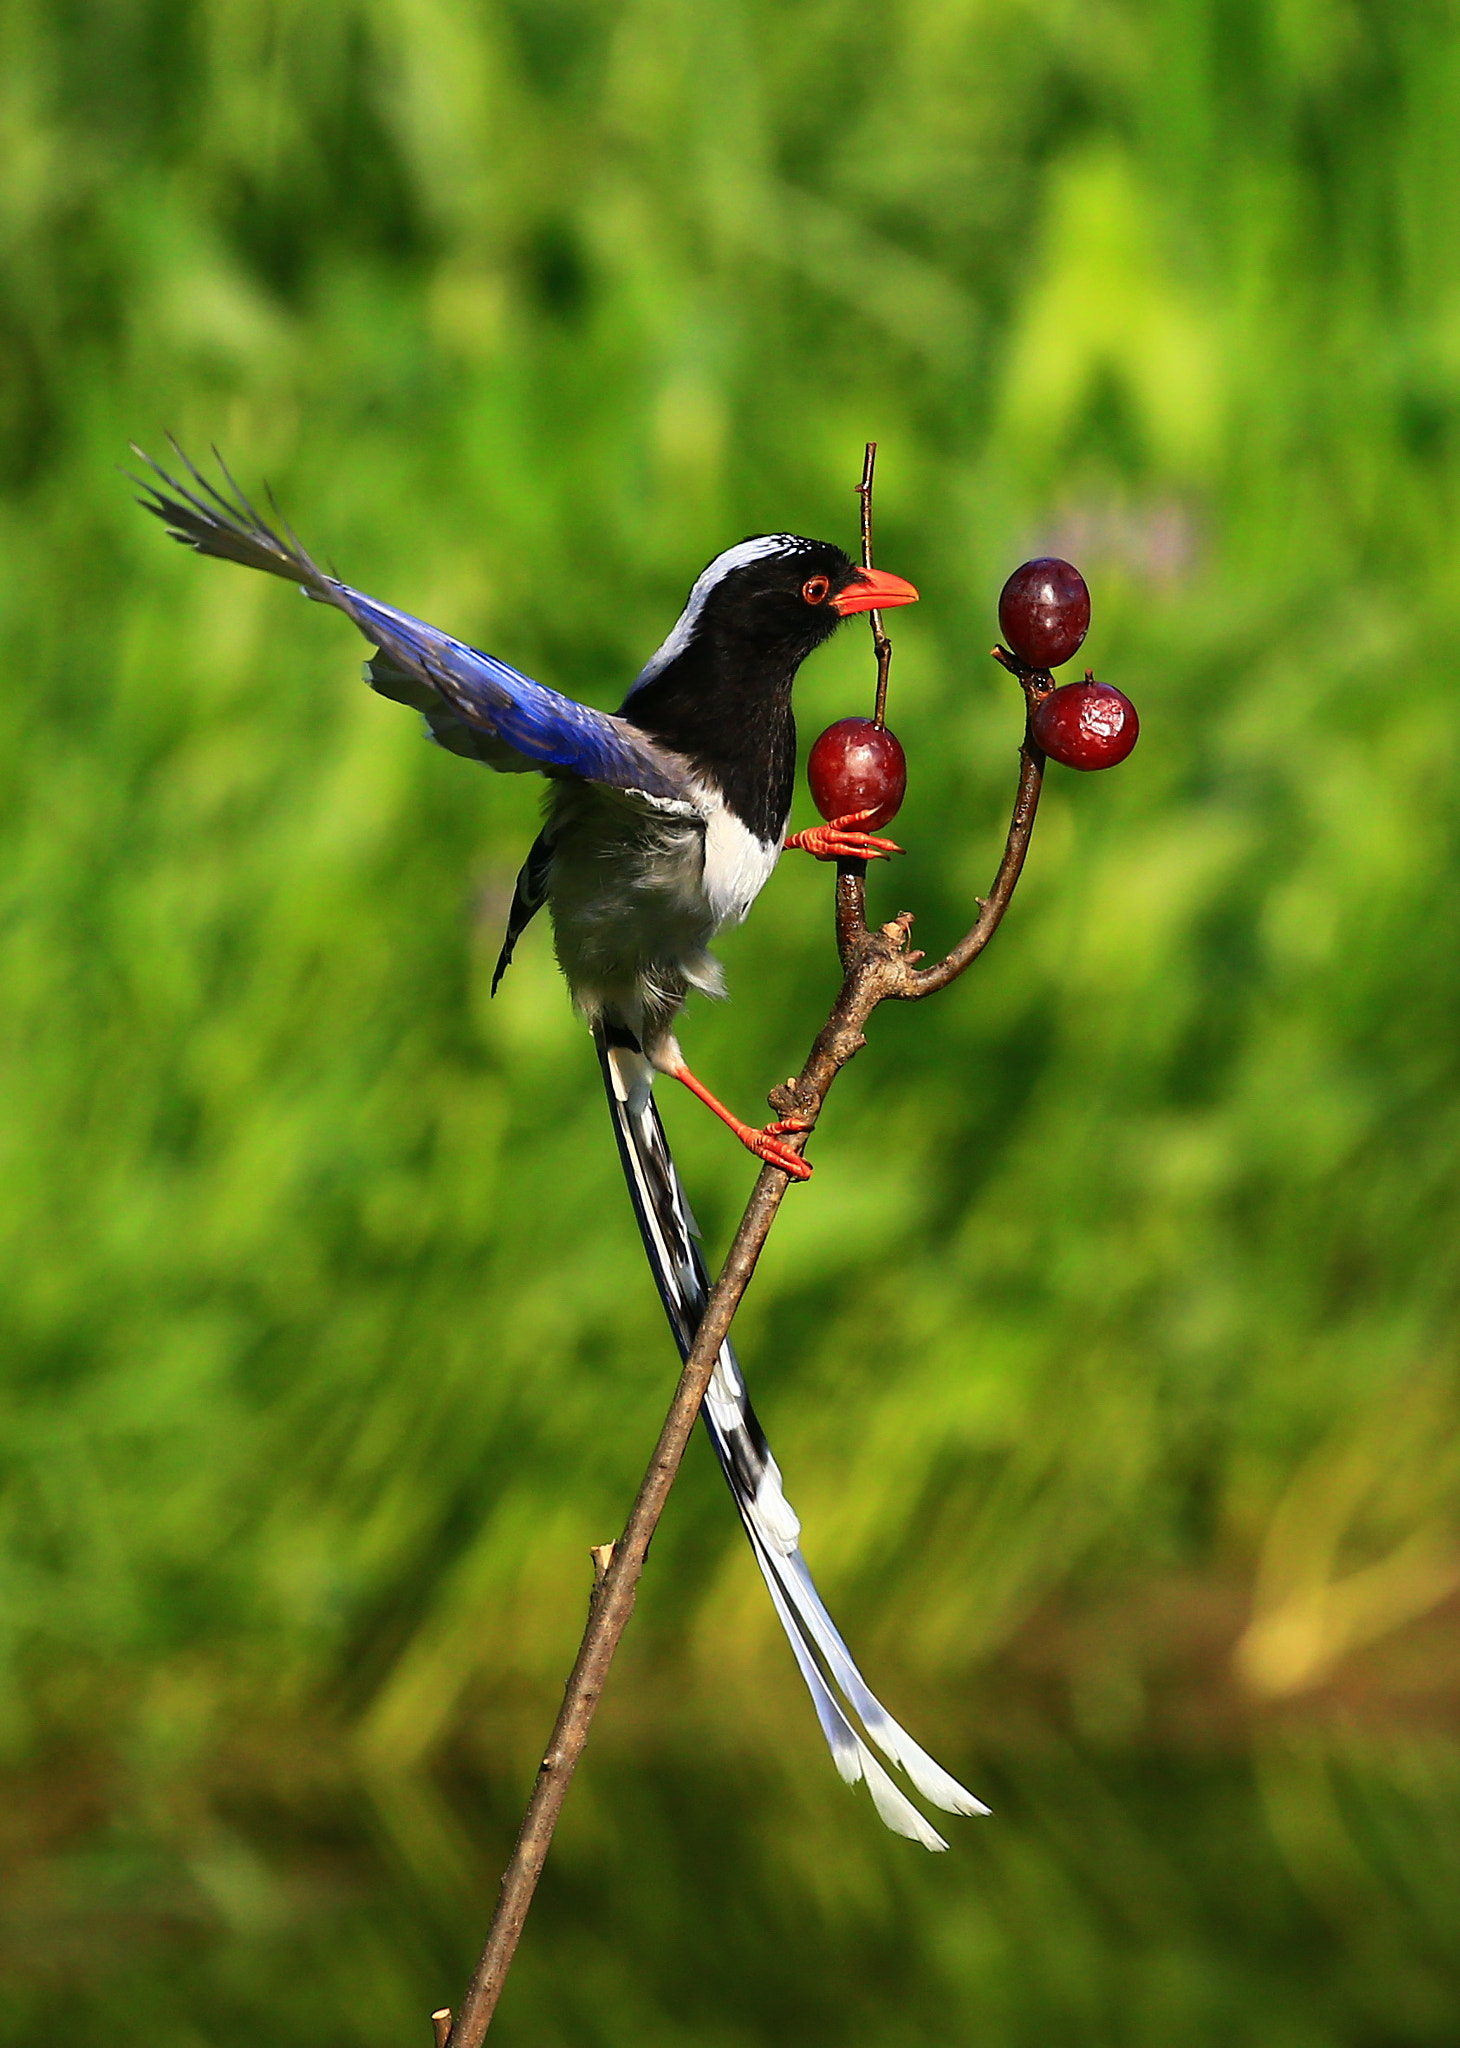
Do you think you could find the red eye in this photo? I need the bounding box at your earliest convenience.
[802,575,830,605]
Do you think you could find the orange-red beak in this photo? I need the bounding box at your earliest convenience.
[831,567,919,616]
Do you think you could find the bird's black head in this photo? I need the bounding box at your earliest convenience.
[619,534,918,841]
[626,536,917,701]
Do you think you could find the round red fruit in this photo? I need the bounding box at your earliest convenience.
[998,557,1091,670]
[807,718,907,829]
[1031,677,1139,770]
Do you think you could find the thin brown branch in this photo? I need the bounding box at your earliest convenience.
[908,731,1045,995]
[445,1155,798,2048]
[903,644,1053,996]
[442,479,1053,2048]
[834,860,869,968]
[857,442,894,726]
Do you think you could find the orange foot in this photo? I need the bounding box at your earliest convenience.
[738,1115,813,1180]
[671,1063,815,1181]
[786,808,904,862]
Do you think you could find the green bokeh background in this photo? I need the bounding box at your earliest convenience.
[4,0,1460,2039]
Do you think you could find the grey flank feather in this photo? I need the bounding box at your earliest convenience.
[594,1027,987,1843]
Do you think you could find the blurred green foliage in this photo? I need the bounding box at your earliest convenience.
[2,0,1460,2039]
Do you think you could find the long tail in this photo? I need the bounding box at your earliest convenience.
[596,1026,988,1849]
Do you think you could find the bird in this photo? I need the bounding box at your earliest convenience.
[133,442,989,1847]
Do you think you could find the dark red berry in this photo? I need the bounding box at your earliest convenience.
[1031,676,1139,771]
[807,718,907,829]
[998,558,1091,670]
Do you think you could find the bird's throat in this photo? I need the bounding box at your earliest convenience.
[622,637,798,846]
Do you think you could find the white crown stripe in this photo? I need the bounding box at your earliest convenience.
[626,535,814,695]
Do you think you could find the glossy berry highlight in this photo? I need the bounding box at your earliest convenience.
[1031,675,1139,771]
[807,718,907,830]
[998,558,1091,670]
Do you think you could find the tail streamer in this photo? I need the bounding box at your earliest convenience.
[596,1026,988,1849]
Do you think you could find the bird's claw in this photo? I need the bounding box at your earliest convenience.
[744,1120,813,1180]
[786,811,904,863]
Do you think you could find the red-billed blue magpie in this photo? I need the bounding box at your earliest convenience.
[135,445,988,1846]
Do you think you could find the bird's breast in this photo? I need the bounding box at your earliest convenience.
[699,799,782,930]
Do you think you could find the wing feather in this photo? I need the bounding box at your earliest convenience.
[133,444,696,801]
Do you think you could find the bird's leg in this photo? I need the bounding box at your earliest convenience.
[785,807,903,863]
[669,1062,813,1181]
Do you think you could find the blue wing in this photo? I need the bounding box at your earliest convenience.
[342,589,691,796]
[132,443,695,803]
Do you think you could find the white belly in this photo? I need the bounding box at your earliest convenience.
[543,781,783,1046]
[700,798,783,929]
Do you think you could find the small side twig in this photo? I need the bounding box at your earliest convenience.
[904,643,1051,995]
[442,460,1050,2048]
